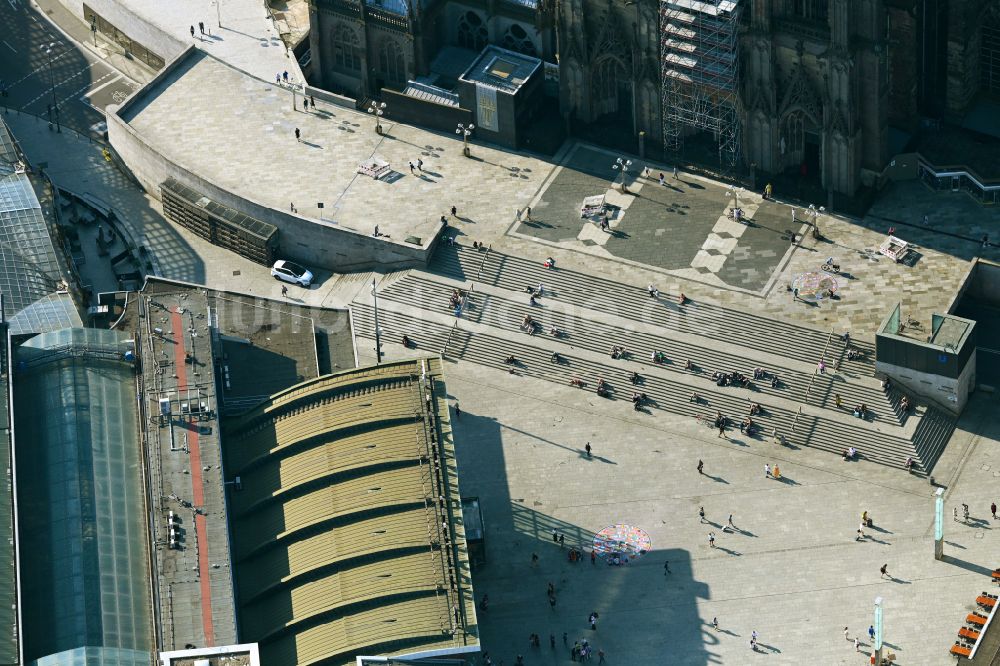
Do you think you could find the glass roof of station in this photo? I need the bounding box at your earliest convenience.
[16,328,152,665]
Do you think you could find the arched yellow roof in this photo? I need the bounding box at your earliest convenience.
[224,359,477,666]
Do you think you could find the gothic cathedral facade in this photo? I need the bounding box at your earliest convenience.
[310,0,1000,197]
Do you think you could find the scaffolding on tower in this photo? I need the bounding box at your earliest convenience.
[660,0,741,166]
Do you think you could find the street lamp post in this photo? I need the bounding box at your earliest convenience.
[90,17,97,46]
[873,596,884,665]
[806,203,825,239]
[456,123,474,157]
[934,486,944,560]
[613,157,632,193]
[368,101,386,134]
[44,43,60,133]
[725,186,744,220]
[216,0,222,28]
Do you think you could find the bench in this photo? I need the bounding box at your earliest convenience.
[951,642,972,657]
[992,569,1000,583]
[966,613,988,626]
[959,626,980,642]
[977,595,997,608]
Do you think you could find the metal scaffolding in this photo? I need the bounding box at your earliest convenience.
[660,0,741,165]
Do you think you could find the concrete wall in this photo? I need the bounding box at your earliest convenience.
[108,53,437,273]
[381,89,472,135]
[59,0,187,66]
[876,349,976,417]
[962,259,1000,308]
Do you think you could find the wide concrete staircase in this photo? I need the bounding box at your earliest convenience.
[350,245,957,473]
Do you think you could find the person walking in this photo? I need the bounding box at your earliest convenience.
[590,549,596,565]
[563,632,568,647]
[699,506,706,523]
[409,161,415,174]
[868,625,875,641]
[525,207,532,221]
[664,560,671,575]
[856,527,865,541]
[673,165,679,179]
[835,393,842,408]
[712,617,719,631]
[598,648,606,664]
[190,25,196,38]
[295,127,301,141]
[697,459,704,474]
[417,158,423,172]
[589,612,598,630]
[558,534,565,547]
[727,514,735,529]
[718,421,726,438]
[880,563,889,578]
[585,442,592,458]
[198,21,205,35]
[281,285,288,297]
[855,637,861,652]
[844,626,850,641]
[708,532,716,548]
[765,463,771,478]
[550,634,556,649]
[451,205,457,217]
[992,501,997,519]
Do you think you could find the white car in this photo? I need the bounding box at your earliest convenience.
[271,260,313,287]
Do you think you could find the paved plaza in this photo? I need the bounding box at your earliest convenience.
[118,0,302,82]
[515,143,796,294]
[119,51,554,248]
[355,343,1000,665]
[10,74,1000,664]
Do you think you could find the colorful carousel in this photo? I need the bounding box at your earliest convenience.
[592,524,651,566]
[791,271,840,301]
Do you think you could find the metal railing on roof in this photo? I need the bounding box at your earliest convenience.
[16,343,128,370]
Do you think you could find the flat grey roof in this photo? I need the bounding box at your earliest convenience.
[460,45,541,94]
[930,315,972,350]
[138,288,239,650]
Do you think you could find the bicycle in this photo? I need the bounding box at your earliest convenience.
[899,315,922,333]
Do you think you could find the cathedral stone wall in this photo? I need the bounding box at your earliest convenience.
[308,0,998,199]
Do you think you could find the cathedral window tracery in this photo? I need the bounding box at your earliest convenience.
[790,0,827,21]
[458,11,488,52]
[332,25,362,72]
[501,24,538,57]
[378,39,407,85]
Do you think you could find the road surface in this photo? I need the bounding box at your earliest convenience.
[0,0,135,136]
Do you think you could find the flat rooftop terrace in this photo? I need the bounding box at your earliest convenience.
[118,50,552,250]
[137,288,238,650]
